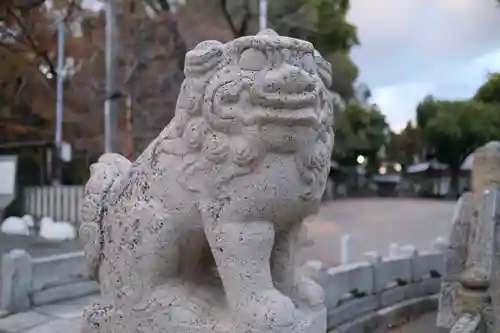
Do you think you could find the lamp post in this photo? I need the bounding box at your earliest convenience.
[53,21,65,184]
[259,0,267,31]
[104,0,117,153]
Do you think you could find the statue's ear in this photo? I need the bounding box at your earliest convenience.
[314,50,332,88]
[184,40,224,77]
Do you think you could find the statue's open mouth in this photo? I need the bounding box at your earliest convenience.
[246,88,319,126]
[251,91,316,109]
[244,105,319,127]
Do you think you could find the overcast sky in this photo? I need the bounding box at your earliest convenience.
[347,0,500,131]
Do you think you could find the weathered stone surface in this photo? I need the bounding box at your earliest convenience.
[80,30,333,333]
[327,295,378,329]
[30,251,89,292]
[437,141,500,332]
[460,189,497,289]
[414,252,445,281]
[449,313,481,333]
[471,142,500,192]
[444,247,469,281]
[0,249,32,313]
[489,191,500,332]
[34,295,99,320]
[324,262,374,307]
[329,295,438,333]
[31,281,99,307]
[0,311,51,332]
[448,192,473,249]
[373,257,412,292]
[437,281,460,329]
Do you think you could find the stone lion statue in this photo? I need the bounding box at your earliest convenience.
[80,29,334,333]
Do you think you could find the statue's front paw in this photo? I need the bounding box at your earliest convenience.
[294,278,324,308]
[236,289,297,328]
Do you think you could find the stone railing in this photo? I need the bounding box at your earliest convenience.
[0,249,98,314]
[304,243,446,332]
[1,243,446,332]
[22,186,85,226]
[449,314,482,333]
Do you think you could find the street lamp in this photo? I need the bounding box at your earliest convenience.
[53,21,65,184]
[259,0,267,31]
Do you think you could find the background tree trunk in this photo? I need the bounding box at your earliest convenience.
[120,7,187,159]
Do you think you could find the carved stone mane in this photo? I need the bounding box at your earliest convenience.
[148,30,333,200]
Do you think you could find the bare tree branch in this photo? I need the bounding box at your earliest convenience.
[220,0,238,37]
[14,0,45,10]
[7,8,57,76]
[13,76,27,102]
[237,0,251,36]
[124,58,138,84]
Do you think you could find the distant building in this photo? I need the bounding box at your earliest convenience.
[372,173,401,197]
[405,159,449,197]
[405,157,471,197]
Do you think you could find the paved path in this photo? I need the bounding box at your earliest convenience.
[304,198,455,266]
[388,312,439,333]
[0,295,97,333]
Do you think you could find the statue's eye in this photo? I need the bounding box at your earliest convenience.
[239,48,267,71]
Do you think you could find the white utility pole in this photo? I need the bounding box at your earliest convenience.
[53,21,65,184]
[55,21,65,151]
[259,0,268,31]
[104,0,117,153]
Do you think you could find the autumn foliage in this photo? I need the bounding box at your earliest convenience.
[1,0,364,184]
[0,0,106,152]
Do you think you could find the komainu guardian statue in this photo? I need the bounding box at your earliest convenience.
[80,29,334,333]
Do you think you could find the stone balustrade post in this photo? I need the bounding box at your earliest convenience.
[437,141,500,332]
[0,249,33,313]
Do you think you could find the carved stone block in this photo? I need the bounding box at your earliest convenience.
[79,30,334,333]
[437,141,500,333]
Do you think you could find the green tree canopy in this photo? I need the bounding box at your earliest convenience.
[474,73,500,104]
[269,0,358,53]
[416,95,439,129]
[268,0,360,101]
[386,121,422,167]
[417,98,500,195]
[334,100,389,171]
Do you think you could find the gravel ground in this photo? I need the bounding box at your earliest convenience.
[304,198,456,266]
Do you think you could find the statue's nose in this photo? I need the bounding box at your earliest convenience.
[261,64,316,95]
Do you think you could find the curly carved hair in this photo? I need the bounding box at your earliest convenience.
[150,32,334,199]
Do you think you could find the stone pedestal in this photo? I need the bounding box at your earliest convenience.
[83,279,326,333]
